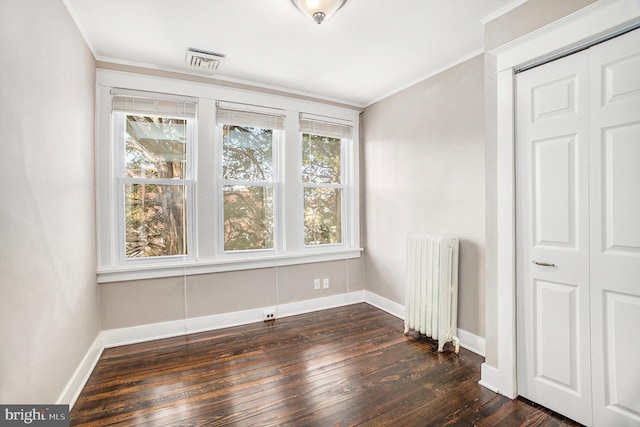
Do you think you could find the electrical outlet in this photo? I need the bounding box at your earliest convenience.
[323,278,329,289]
[314,278,320,290]
[263,308,276,322]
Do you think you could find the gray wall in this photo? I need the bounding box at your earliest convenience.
[482,0,597,366]
[362,55,486,337]
[0,0,100,403]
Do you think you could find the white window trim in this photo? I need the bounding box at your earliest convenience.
[96,69,362,283]
[299,113,354,250]
[300,139,351,250]
[112,112,197,265]
[216,118,283,259]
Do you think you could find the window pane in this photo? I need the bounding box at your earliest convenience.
[124,183,187,258]
[302,133,341,184]
[304,187,342,245]
[125,116,187,179]
[223,125,273,181]
[223,185,274,251]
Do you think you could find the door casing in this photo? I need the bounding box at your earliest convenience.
[483,0,640,398]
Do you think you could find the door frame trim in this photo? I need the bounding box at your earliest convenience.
[486,0,640,399]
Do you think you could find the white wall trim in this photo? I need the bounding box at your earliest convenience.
[64,292,366,408]
[61,289,487,409]
[57,334,104,409]
[364,291,486,356]
[98,249,364,283]
[96,57,365,109]
[457,328,486,357]
[62,0,98,58]
[95,69,362,284]
[102,291,367,348]
[97,68,361,121]
[277,290,366,319]
[364,290,405,318]
[101,318,190,348]
[365,48,484,108]
[488,0,640,400]
[492,0,640,71]
[479,363,501,393]
[187,290,367,336]
[495,65,518,399]
[481,0,529,25]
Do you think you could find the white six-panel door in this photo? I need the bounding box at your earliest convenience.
[516,49,593,426]
[588,28,640,427]
[516,28,640,427]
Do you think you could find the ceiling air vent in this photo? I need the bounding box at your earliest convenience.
[186,48,225,72]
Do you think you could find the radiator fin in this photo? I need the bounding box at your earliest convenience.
[404,233,460,353]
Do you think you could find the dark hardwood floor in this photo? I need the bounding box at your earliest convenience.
[71,303,581,426]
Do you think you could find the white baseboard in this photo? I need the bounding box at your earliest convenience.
[101,318,188,348]
[277,290,366,319]
[185,307,265,336]
[364,291,486,357]
[102,290,367,348]
[479,363,500,393]
[364,290,405,318]
[457,328,486,357]
[57,334,104,408]
[68,291,367,408]
[61,289,487,409]
[185,290,367,336]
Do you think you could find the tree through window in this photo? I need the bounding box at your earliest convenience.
[122,115,190,258]
[300,116,352,247]
[111,93,196,261]
[302,133,343,245]
[101,88,359,277]
[217,106,284,252]
[222,125,274,251]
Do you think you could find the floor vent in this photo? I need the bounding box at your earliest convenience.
[186,48,225,72]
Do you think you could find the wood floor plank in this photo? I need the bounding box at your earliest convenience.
[71,303,582,426]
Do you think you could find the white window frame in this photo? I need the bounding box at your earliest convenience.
[96,70,362,283]
[299,114,354,250]
[216,116,284,258]
[112,112,196,265]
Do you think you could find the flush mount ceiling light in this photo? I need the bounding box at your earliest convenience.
[290,0,348,24]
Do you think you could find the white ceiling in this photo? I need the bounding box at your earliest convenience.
[65,0,519,107]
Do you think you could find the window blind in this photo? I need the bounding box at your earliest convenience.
[299,115,353,139]
[216,103,285,130]
[111,89,197,119]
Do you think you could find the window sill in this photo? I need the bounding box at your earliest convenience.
[97,248,364,283]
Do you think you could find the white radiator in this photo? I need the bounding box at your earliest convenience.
[404,233,460,353]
